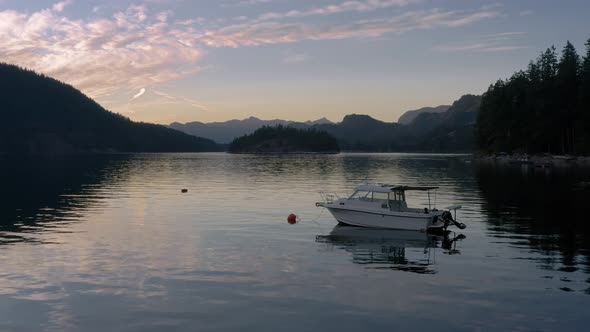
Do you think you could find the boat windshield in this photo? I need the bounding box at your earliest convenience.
[349,191,371,200]
[349,191,397,202]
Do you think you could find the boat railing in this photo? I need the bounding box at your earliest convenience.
[318,192,345,203]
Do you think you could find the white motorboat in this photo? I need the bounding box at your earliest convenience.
[316,183,465,232]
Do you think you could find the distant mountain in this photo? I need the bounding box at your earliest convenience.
[314,95,482,152]
[305,117,334,126]
[409,95,481,135]
[315,114,407,151]
[172,94,482,152]
[398,105,450,125]
[0,63,221,154]
[412,95,481,127]
[412,95,482,151]
[169,116,333,143]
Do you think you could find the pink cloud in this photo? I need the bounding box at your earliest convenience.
[52,0,73,13]
[0,4,203,98]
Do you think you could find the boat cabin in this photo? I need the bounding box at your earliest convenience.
[348,184,438,212]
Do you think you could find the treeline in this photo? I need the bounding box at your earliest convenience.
[0,63,221,154]
[228,125,340,153]
[477,39,590,154]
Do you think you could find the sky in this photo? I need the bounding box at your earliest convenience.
[1,0,589,124]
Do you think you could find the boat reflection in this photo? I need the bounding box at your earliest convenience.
[316,225,465,274]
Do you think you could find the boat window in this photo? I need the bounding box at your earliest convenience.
[349,191,371,200]
[389,191,406,201]
[372,192,388,201]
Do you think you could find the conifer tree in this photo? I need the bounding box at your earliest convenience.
[556,41,580,153]
[477,39,590,155]
[579,39,590,153]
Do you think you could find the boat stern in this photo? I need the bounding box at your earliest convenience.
[428,206,466,232]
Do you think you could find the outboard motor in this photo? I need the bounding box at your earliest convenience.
[440,211,466,230]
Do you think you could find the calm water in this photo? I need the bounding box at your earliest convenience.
[1,153,589,331]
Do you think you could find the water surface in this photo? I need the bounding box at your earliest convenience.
[1,153,589,331]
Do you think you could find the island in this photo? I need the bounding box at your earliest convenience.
[228,125,340,154]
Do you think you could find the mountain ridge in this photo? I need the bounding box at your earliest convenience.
[304,94,480,152]
[398,105,451,125]
[169,116,334,143]
[170,96,480,152]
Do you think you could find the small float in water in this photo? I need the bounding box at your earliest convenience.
[316,183,465,232]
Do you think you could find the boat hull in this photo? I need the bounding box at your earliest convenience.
[325,206,439,231]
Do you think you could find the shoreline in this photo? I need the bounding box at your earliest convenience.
[226,150,340,155]
[474,153,590,168]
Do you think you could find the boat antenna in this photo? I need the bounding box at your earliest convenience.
[428,191,431,210]
[434,189,437,209]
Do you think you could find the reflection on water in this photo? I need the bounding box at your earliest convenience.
[0,153,589,331]
[316,226,465,274]
[0,156,133,245]
[476,163,590,294]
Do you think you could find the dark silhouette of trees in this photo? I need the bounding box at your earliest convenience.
[556,41,581,153]
[579,40,590,152]
[477,39,590,154]
[0,63,221,154]
[228,125,340,153]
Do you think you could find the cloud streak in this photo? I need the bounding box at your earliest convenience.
[255,0,421,21]
[132,87,146,100]
[196,8,500,47]
[229,0,276,7]
[433,32,528,53]
[283,53,308,64]
[153,90,210,111]
[434,43,527,52]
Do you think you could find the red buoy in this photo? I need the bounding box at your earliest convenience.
[287,214,297,224]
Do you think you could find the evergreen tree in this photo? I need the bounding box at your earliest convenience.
[540,46,558,82]
[506,71,530,152]
[556,41,580,153]
[477,39,590,155]
[579,39,590,153]
[525,60,542,151]
[477,81,507,152]
[538,46,559,152]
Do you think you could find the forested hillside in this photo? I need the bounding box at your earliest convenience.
[477,39,590,154]
[0,63,221,154]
